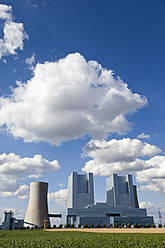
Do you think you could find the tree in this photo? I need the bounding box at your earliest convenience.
[146,223,150,228]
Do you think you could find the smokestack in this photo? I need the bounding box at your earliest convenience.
[24,182,50,228]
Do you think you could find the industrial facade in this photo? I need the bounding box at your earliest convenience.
[62,172,154,227]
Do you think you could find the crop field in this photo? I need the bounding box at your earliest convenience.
[0,230,165,248]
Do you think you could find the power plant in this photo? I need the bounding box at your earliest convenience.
[62,172,154,227]
[0,172,155,229]
[24,182,50,228]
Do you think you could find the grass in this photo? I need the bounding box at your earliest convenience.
[0,230,165,247]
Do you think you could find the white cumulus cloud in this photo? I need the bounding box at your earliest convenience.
[82,138,161,176]
[0,153,60,199]
[25,53,35,66]
[49,189,68,206]
[82,138,165,193]
[137,132,150,139]
[0,53,147,145]
[0,4,28,59]
[0,153,60,179]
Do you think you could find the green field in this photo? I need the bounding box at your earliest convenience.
[0,230,165,248]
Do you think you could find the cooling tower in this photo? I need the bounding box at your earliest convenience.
[24,182,50,228]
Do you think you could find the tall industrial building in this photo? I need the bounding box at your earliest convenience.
[62,172,154,227]
[67,172,94,208]
[24,182,50,228]
[106,174,139,208]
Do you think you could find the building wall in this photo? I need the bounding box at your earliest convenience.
[67,172,94,209]
[106,174,137,208]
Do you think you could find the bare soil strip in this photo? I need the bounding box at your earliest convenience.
[46,228,165,233]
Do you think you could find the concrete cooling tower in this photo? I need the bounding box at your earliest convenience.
[24,182,50,228]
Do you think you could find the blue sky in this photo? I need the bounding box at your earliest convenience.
[0,0,165,225]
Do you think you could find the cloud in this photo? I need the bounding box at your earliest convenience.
[137,133,150,139]
[0,153,60,199]
[1,184,29,199]
[139,201,165,225]
[49,189,68,206]
[82,138,161,176]
[82,138,165,193]
[137,156,165,193]
[0,4,12,20]
[0,53,147,145]
[0,177,29,199]
[0,4,28,59]
[0,153,60,179]
[25,53,35,66]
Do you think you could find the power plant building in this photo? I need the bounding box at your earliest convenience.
[62,172,154,227]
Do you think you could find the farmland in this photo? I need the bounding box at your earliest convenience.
[0,230,165,247]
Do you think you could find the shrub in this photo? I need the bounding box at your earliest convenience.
[127,223,131,228]
[26,226,30,230]
[103,223,106,228]
[158,224,162,228]
[47,225,51,229]
[146,223,150,228]
[152,224,156,228]
[71,224,75,228]
[114,223,118,228]
[19,226,23,230]
[53,224,56,229]
[59,224,63,229]
[65,223,70,228]
[96,223,100,228]
[78,224,81,228]
[133,223,137,228]
[109,224,112,228]
[34,225,38,229]
[90,223,94,228]
[121,223,125,228]
[83,224,88,228]
[137,224,141,228]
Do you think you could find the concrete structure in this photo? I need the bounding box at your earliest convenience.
[24,182,50,228]
[1,210,24,230]
[106,174,139,208]
[62,173,154,227]
[67,172,94,208]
